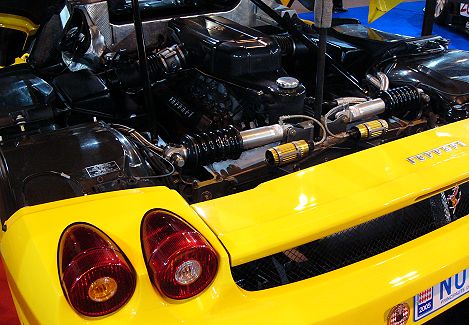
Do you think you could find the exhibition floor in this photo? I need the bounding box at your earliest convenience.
[299,1,469,50]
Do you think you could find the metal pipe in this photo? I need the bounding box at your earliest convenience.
[314,27,327,139]
[377,72,389,91]
[366,74,381,89]
[130,0,157,133]
[367,72,389,91]
[313,0,333,140]
[422,0,436,36]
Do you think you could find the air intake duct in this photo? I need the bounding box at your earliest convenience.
[109,44,186,89]
[272,35,296,56]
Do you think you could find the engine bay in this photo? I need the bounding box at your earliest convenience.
[0,0,468,221]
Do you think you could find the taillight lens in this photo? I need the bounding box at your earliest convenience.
[141,210,218,300]
[58,224,136,316]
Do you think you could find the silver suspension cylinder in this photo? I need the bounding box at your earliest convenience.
[240,124,286,150]
[336,98,386,123]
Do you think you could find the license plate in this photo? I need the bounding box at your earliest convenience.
[414,268,469,321]
[461,3,469,17]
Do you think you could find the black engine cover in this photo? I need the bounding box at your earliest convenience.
[0,122,156,221]
[383,50,469,121]
[0,65,58,134]
[170,16,282,77]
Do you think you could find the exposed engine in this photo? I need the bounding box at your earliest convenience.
[0,0,468,220]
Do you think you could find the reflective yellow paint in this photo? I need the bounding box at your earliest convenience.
[0,54,29,69]
[368,0,405,23]
[281,0,405,24]
[2,189,469,324]
[0,120,468,324]
[0,13,38,36]
[194,119,469,266]
[0,14,38,68]
[14,54,29,64]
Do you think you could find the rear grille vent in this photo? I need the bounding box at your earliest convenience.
[232,182,469,291]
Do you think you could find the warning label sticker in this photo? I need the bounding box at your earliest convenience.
[85,161,120,178]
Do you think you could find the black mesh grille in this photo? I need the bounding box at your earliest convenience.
[232,182,469,291]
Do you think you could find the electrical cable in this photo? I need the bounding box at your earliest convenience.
[21,171,85,203]
[111,123,164,154]
[111,123,175,179]
[129,139,176,180]
[324,104,349,138]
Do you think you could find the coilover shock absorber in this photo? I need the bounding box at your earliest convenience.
[380,86,421,116]
[164,124,289,168]
[336,86,422,122]
[180,126,243,167]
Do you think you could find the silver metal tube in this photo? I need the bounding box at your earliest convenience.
[366,73,389,91]
[377,72,389,91]
[335,97,368,105]
[240,124,285,149]
[366,74,381,89]
[336,98,386,122]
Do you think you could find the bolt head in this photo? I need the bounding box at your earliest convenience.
[173,155,185,168]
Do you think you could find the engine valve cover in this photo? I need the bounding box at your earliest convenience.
[170,16,282,77]
[0,122,155,221]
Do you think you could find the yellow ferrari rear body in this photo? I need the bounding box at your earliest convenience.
[0,13,38,68]
[1,119,468,324]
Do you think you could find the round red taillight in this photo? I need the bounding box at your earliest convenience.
[58,224,136,317]
[141,210,218,300]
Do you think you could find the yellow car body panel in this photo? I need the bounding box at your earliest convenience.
[0,53,29,69]
[0,121,468,324]
[0,14,38,68]
[194,119,469,266]
[0,13,38,36]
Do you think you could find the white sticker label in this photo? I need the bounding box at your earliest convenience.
[85,161,120,178]
[414,268,469,321]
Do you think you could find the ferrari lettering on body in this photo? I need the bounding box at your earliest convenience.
[406,141,467,164]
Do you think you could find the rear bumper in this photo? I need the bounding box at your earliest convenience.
[1,191,469,324]
[208,215,469,325]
